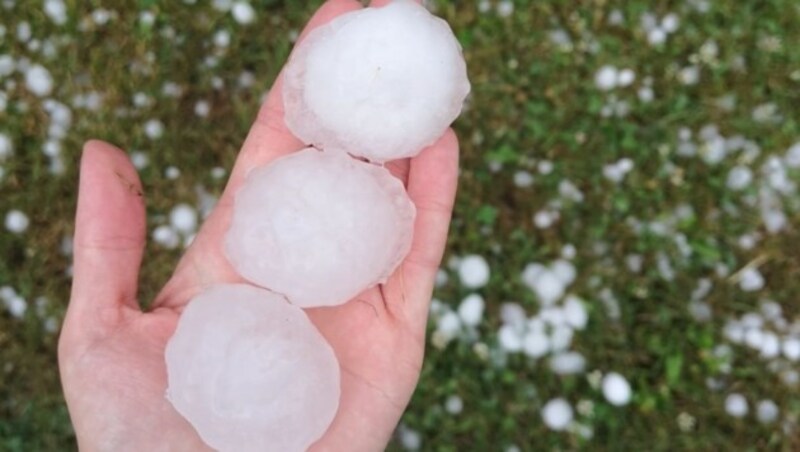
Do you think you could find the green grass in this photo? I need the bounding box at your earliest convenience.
[2,0,800,450]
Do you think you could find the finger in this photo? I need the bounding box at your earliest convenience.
[65,140,146,332]
[151,0,364,310]
[390,130,459,324]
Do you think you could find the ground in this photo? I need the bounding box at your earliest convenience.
[1,0,799,450]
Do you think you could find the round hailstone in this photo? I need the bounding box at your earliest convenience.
[541,398,573,431]
[602,372,632,406]
[283,0,470,162]
[5,209,29,234]
[755,399,779,424]
[457,294,485,327]
[165,284,340,452]
[226,148,415,307]
[169,203,198,235]
[457,254,490,289]
[724,393,748,418]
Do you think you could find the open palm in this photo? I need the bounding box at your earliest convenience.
[58,1,459,451]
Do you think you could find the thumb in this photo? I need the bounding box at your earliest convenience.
[63,140,146,339]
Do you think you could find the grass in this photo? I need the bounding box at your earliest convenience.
[1,0,800,450]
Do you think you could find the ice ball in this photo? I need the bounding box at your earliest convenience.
[225,148,415,307]
[165,284,340,452]
[283,0,470,162]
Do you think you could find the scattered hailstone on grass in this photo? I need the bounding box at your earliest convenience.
[594,65,618,91]
[144,119,164,139]
[283,0,470,162]
[724,393,748,418]
[738,267,764,292]
[445,395,464,415]
[165,284,340,452]
[169,203,198,235]
[756,400,779,424]
[231,1,256,25]
[541,398,573,431]
[25,64,53,96]
[783,338,800,361]
[458,254,490,289]
[5,210,29,234]
[602,372,632,406]
[153,225,180,249]
[458,294,485,327]
[44,0,68,25]
[226,148,415,308]
[498,324,523,352]
[726,166,753,190]
[549,352,586,375]
[0,133,12,160]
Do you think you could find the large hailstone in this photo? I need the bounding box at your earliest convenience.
[225,148,415,307]
[165,284,340,452]
[283,0,470,162]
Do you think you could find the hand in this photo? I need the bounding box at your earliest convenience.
[58,0,459,451]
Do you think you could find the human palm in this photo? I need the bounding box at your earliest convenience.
[58,1,459,451]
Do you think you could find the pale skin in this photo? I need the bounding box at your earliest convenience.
[58,0,459,451]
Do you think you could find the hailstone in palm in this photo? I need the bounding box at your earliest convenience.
[165,284,340,452]
[283,0,470,162]
[225,148,415,307]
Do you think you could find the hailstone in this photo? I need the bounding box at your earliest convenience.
[283,0,470,162]
[165,284,340,452]
[225,148,415,307]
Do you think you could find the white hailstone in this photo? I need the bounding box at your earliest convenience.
[211,166,227,180]
[647,28,666,45]
[132,92,152,108]
[785,142,800,168]
[445,395,463,415]
[499,302,527,330]
[498,324,523,352]
[759,331,780,358]
[551,259,576,286]
[458,254,490,289]
[231,1,256,25]
[225,149,414,308]
[194,100,211,118]
[563,295,588,330]
[169,203,198,235]
[537,160,554,174]
[283,1,470,162]
[602,372,632,406]
[457,294,485,327]
[152,225,180,249]
[594,65,618,91]
[533,210,558,229]
[522,329,549,358]
[549,352,586,375]
[437,311,461,340]
[477,0,491,13]
[212,0,233,12]
[724,393,748,418]
[744,328,763,350]
[616,68,636,87]
[678,66,700,85]
[3,295,27,318]
[561,244,576,260]
[638,86,654,102]
[24,64,53,96]
[756,400,779,424]
[738,267,764,292]
[549,325,574,352]
[44,0,67,25]
[0,54,13,76]
[513,170,534,187]
[92,8,112,25]
[522,266,565,306]
[540,307,566,327]
[726,166,752,190]
[398,425,422,451]
[541,398,573,431]
[139,11,156,26]
[782,337,800,361]
[0,132,12,160]
[688,301,712,322]
[213,30,231,48]
[144,119,164,139]
[165,166,181,179]
[5,210,29,234]
[496,0,514,17]
[661,13,680,33]
[130,151,149,169]
[165,284,340,452]
[16,22,32,42]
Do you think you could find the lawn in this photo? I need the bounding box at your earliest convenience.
[1,0,799,450]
